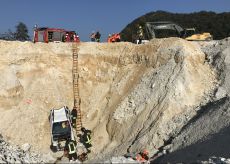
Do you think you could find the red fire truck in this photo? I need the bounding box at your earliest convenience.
[33,27,80,43]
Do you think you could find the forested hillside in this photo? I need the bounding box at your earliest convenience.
[120,11,230,42]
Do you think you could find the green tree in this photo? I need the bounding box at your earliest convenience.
[15,22,29,41]
[0,29,16,41]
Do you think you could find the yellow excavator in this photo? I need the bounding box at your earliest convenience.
[145,21,213,41]
[185,29,213,41]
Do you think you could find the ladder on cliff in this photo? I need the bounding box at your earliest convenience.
[72,43,82,135]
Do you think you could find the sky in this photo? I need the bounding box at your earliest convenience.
[0,0,229,41]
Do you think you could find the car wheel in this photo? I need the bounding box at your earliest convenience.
[50,144,58,153]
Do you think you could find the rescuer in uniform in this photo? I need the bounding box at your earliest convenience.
[64,139,78,161]
[71,108,77,128]
[137,25,144,44]
[80,127,92,153]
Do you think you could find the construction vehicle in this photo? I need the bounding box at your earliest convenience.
[33,27,80,43]
[145,21,213,41]
[185,32,213,41]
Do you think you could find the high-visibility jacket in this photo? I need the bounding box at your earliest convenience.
[107,37,111,43]
[111,36,116,42]
[71,109,77,119]
[81,130,92,147]
[68,141,76,154]
[71,109,77,127]
[136,154,145,162]
[86,134,91,144]
[115,34,120,40]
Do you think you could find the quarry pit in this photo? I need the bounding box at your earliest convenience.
[1,38,230,163]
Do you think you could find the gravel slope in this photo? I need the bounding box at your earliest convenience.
[154,38,230,163]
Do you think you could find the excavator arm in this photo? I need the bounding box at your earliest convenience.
[145,21,212,41]
[145,21,185,39]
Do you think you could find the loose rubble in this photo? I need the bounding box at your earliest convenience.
[200,157,230,164]
[0,134,48,163]
[104,156,138,163]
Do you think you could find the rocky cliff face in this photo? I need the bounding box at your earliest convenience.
[87,38,216,159]
[155,38,230,163]
[0,38,218,161]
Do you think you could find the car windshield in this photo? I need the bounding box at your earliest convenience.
[52,121,71,135]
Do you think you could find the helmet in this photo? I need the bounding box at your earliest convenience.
[81,127,86,132]
[142,149,149,155]
[139,26,142,29]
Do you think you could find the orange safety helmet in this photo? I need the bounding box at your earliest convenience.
[142,149,149,155]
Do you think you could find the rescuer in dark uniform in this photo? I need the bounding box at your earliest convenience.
[80,127,92,153]
[71,108,77,128]
[64,139,77,161]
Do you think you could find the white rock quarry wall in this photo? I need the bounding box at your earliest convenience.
[0,41,73,153]
[97,39,217,158]
[154,38,230,163]
[0,38,217,159]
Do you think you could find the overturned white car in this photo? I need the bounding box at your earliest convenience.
[49,106,75,152]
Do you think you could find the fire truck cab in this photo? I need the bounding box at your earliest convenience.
[33,27,80,43]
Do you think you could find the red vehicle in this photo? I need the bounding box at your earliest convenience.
[33,27,80,43]
[107,33,121,43]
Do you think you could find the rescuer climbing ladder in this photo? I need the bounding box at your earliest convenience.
[72,43,82,135]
